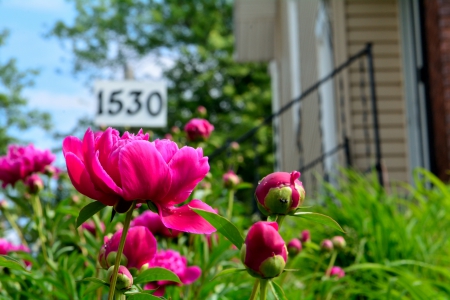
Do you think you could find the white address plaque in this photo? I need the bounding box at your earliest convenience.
[94,81,167,128]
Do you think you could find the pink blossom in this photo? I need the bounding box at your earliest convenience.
[63,127,216,234]
[255,171,305,215]
[131,210,181,238]
[184,118,214,142]
[329,266,345,278]
[98,226,157,272]
[144,250,201,296]
[241,222,287,279]
[0,144,55,188]
[0,239,31,267]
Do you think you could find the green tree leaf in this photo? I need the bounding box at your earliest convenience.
[134,267,181,285]
[76,201,106,228]
[191,207,244,249]
[211,268,246,281]
[0,255,28,271]
[291,212,344,233]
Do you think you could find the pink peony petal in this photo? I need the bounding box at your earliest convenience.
[82,129,123,196]
[181,266,201,285]
[163,147,209,205]
[154,139,179,163]
[65,153,119,206]
[62,137,83,160]
[158,199,216,234]
[119,141,171,202]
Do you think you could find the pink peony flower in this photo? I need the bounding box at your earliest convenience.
[0,144,55,188]
[0,239,31,267]
[255,171,305,216]
[184,118,214,142]
[63,127,216,234]
[81,220,105,236]
[241,222,287,279]
[287,238,302,257]
[131,210,181,238]
[98,226,157,272]
[144,250,201,296]
[329,266,345,278]
[222,170,240,189]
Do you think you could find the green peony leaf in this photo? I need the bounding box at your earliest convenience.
[76,201,106,228]
[191,207,244,249]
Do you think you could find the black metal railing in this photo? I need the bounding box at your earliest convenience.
[209,43,382,188]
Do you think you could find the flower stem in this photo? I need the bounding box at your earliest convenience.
[249,280,260,300]
[31,195,49,262]
[107,201,136,300]
[3,210,28,247]
[259,279,269,300]
[325,251,338,277]
[226,189,235,220]
[276,215,285,227]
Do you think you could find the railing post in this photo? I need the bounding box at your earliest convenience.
[366,43,383,187]
[344,136,352,168]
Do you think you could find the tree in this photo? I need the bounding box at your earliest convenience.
[0,29,51,154]
[49,0,274,194]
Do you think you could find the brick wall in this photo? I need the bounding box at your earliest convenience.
[423,0,450,181]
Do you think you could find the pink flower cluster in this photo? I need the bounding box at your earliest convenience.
[145,250,201,296]
[98,227,200,296]
[0,238,31,266]
[0,144,55,188]
[63,128,216,234]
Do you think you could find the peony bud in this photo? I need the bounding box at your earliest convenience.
[255,171,305,216]
[332,236,346,250]
[222,170,240,189]
[230,142,240,151]
[98,226,157,272]
[184,118,214,142]
[300,230,311,243]
[329,266,345,278]
[107,265,133,290]
[321,239,334,253]
[24,174,43,194]
[287,238,302,257]
[197,106,207,117]
[241,222,287,279]
[171,126,180,134]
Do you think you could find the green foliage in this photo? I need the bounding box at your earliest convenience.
[0,30,52,153]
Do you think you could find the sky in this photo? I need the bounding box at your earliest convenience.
[0,0,168,165]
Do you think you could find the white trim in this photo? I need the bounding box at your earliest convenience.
[315,1,338,175]
[399,0,430,179]
[269,60,282,171]
[287,0,301,133]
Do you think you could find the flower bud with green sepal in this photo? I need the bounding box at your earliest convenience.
[241,221,287,279]
[255,171,305,216]
[107,265,133,290]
